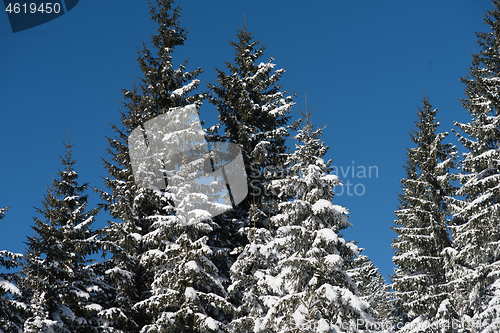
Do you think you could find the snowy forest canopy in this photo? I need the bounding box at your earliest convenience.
[1,1,500,332]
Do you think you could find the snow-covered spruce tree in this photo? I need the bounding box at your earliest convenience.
[391,96,458,332]
[0,207,25,333]
[208,25,295,215]
[21,138,100,333]
[226,207,277,332]
[346,252,388,325]
[96,1,235,332]
[131,107,235,332]
[381,290,407,332]
[245,103,373,332]
[447,2,500,331]
[208,26,296,330]
[135,190,234,332]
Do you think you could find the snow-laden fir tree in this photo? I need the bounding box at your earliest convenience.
[226,206,277,332]
[208,24,295,215]
[96,1,236,331]
[132,107,235,332]
[447,2,500,331]
[21,138,100,333]
[207,26,297,330]
[391,96,458,332]
[0,207,25,333]
[135,200,234,333]
[236,102,373,332]
[346,252,388,326]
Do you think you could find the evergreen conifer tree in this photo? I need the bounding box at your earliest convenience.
[0,207,25,333]
[133,107,235,332]
[447,2,500,331]
[226,210,277,332]
[391,96,458,332]
[346,252,388,326]
[136,211,234,332]
[21,138,99,332]
[95,1,240,331]
[208,25,295,215]
[236,102,373,332]
[207,26,296,330]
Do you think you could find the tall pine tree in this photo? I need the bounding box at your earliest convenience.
[95,1,236,331]
[21,138,99,332]
[346,252,388,326]
[448,2,500,331]
[208,24,295,215]
[230,102,373,332]
[391,96,458,332]
[133,107,235,332]
[207,26,296,329]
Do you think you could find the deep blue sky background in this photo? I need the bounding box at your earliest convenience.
[0,1,493,281]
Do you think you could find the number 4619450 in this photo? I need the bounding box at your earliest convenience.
[5,2,62,14]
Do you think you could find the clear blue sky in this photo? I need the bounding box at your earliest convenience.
[0,0,492,281]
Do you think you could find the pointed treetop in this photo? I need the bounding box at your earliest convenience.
[296,93,320,131]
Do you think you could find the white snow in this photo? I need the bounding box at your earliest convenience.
[63,195,79,202]
[324,254,342,266]
[186,209,212,223]
[320,284,338,302]
[313,228,338,245]
[0,277,20,295]
[311,200,349,219]
[105,267,133,281]
[268,104,290,116]
[331,204,349,216]
[204,317,219,330]
[74,216,93,230]
[317,319,331,332]
[346,242,359,256]
[171,79,200,97]
[256,271,283,294]
[130,233,142,241]
[85,303,103,312]
[71,288,90,300]
[249,62,276,81]
[436,299,450,315]
[185,260,200,272]
[292,305,306,327]
[312,199,333,214]
[322,174,341,184]
[253,319,264,333]
[185,287,198,300]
